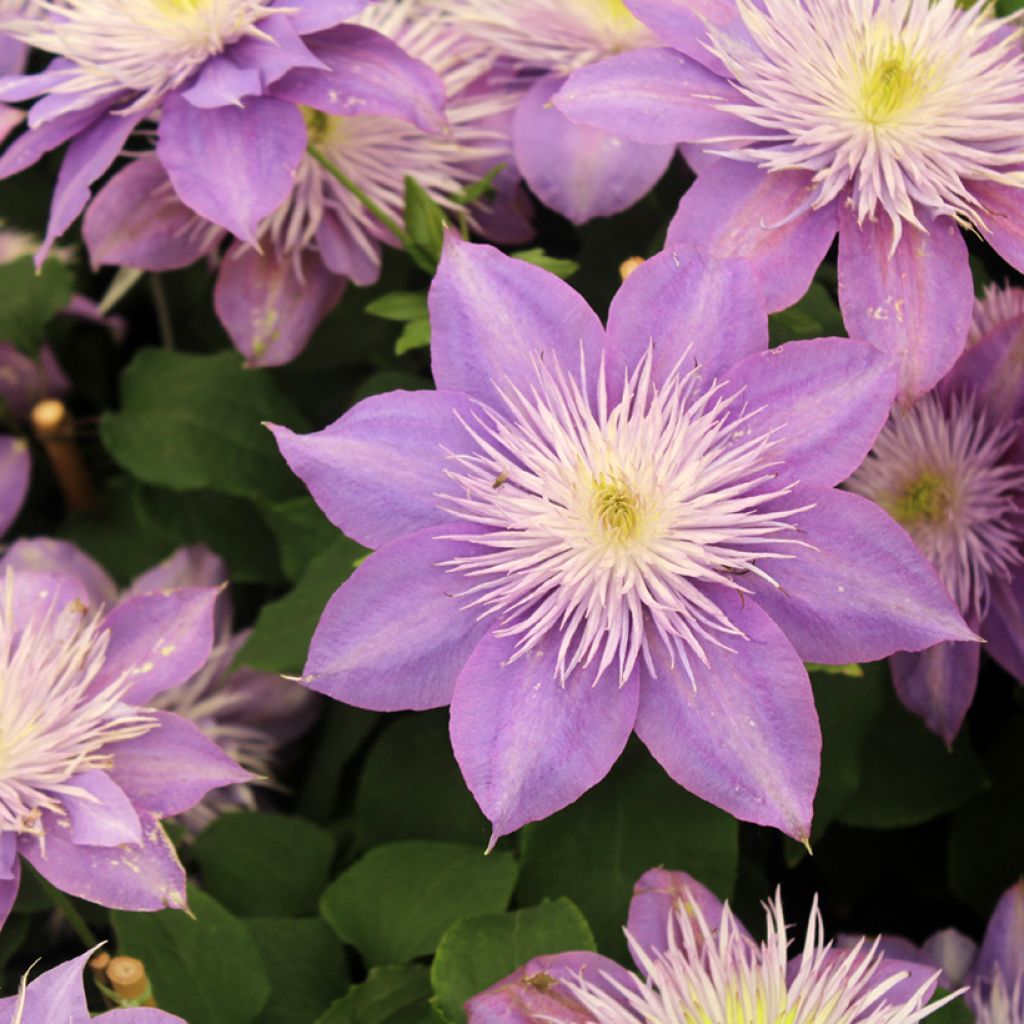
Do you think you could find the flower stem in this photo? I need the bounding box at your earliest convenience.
[307,145,412,248]
[149,274,176,351]
[36,870,98,949]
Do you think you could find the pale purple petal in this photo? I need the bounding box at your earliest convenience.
[450,632,640,844]
[270,389,473,549]
[940,313,1024,420]
[627,868,734,964]
[317,211,383,285]
[890,641,980,745]
[303,524,491,711]
[61,770,142,847]
[0,949,91,1024]
[634,590,819,841]
[514,75,674,225]
[225,14,326,86]
[128,544,228,595]
[272,24,446,132]
[157,94,307,243]
[666,162,838,312]
[178,55,263,108]
[91,588,219,704]
[605,242,768,388]
[38,109,147,265]
[107,711,253,817]
[971,180,1024,276]
[722,338,897,487]
[84,157,221,272]
[624,0,754,75]
[0,538,118,607]
[0,38,27,77]
[0,436,29,536]
[100,1010,187,1023]
[22,810,187,913]
[838,207,972,404]
[8,570,92,634]
[0,103,106,180]
[749,487,976,663]
[429,235,605,406]
[215,243,346,367]
[555,48,755,145]
[467,952,635,1024]
[984,568,1024,684]
[972,881,1024,987]
[0,860,20,934]
[923,929,978,988]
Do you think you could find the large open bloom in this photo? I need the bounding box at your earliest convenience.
[555,0,1024,402]
[848,292,1024,742]
[0,0,447,264]
[0,947,184,1024]
[271,235,972,843]
[467,868,955,1024]
[431,0,675,224]
[82,0,531,366]
[0,540,250,930]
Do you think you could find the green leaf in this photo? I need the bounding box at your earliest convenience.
[511,249,580,280]
[0,256,74,356]
[769,283,845,345]
[317,966,432,1024]
[404,177,446,272]
[395,318,431,356]
[785,668,886,865]
[193,813,337,918]
[100,349,310,502]
[237,534,366,674]
[259,496,339,582]
[247,918,350,1024]
[430,899,595,1024]
[365,292,429,323]
[517,742,737,959]
[927,991,974,1024]
[997,0,1024,14]
[453,164,506,207]
[320,841,518,966]
[135,485,283,585]
[354,712,489,848]
[113,885,270,1024]
[839,683,988,829]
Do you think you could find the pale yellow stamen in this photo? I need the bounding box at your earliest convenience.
[593,476,642,541]
[860,48,928,124]
[887,471,951,525]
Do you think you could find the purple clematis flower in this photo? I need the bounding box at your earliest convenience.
[125,544,319,835]
[0,946,184,1024]
[971,283,1024,349]
[82,0,532,367]
[553,0,1024,404]
[433,0,677,224]
[0,539,251,931]
[848,293,1024,742]
[0,0,448,264]
[270,234,972,844]
[467,867,955,1024]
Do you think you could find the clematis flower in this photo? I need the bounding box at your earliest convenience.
[271,235,972,843]
[0,0,448,264]
[0,946,184,1023]
[467,867,955,1024]
[82,0,531,367]
[848,294,1024,742]
[431,0,676,224]
[0,540,251,931]
[554,0,1024,403]
[6,539,318,836]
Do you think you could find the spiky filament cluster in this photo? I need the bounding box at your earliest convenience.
[0,573,156,837]
[431,0,655,74]
[970,282,1024,347]
[848,392,1024,622]
[975,969,1024,1024]
[3,0,279,116]
[259,1,515,275]
[441,349,809,686]
[708,0,1024,242]
[565,891,955,1024]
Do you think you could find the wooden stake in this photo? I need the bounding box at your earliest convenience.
[30,399,99,514]
[619,256,645,282]
[106,956,156,1008]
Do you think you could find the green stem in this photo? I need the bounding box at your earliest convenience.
[36,871,98,949]
[149,274,176,351]
[307,145,412,248]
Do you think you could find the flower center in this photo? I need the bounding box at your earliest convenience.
[860,50,924,124]
[302,107,337,147]
[440,349,808,685]
[888,470,950,525]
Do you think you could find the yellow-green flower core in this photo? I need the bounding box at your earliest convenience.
[888,471,951,525]
[593,477,641,541]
